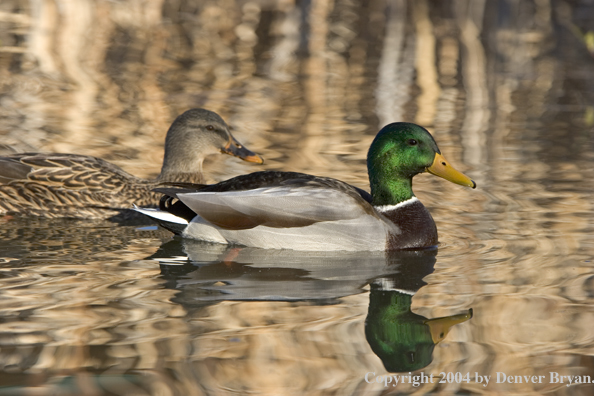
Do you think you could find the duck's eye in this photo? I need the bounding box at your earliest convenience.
[206,125,215,131]
[408,139,418,146]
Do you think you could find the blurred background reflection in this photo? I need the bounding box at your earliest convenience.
[0,0,593,395]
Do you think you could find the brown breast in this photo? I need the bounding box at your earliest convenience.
[378,198,438,250]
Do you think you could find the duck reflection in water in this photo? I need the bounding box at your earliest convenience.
[151,239,440,303]
[151,240,472,374]
[365,279,472,373]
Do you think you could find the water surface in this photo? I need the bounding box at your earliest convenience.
[0,0,593,395]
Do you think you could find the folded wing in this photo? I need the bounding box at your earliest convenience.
[178,185,377,230]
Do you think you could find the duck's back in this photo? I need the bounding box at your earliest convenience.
[0,153,160,219]
[167,171,391,251]
[177,172,438,251]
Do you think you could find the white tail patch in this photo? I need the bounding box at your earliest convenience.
[132,205,189,225]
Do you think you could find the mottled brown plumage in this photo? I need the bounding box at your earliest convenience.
[0,109,263,219]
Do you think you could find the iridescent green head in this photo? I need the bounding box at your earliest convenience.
[367,123,475,206]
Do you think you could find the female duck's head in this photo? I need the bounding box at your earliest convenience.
[159,109,263,182]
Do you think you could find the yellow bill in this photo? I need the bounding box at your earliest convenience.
[427,153,476,188]
[425,308,473,344]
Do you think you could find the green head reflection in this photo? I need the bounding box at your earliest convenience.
[365,287,472,372]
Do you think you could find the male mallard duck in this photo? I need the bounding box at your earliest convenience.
[0,109,263,219]
[136,122,475,251]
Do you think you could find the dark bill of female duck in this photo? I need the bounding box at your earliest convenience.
[221,135,264,164]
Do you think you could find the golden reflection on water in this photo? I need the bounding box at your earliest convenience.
[1,0,594,395]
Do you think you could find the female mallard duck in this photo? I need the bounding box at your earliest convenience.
[0,109,263,219]
[136,122,475,251]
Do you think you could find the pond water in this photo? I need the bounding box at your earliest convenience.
[1,0,594,395]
